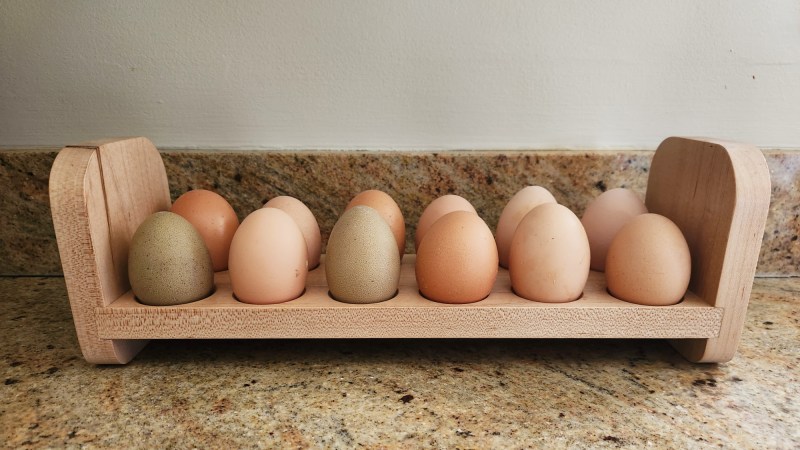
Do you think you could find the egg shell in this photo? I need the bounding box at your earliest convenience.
[325,206,401,304]
[496,186,557,268]
[170,189,239,272]
[128,211,214,306]
[580,188,648,271]
[229,208,308,304]
[416,211,498,304]
[264,196,322,269]
[509,203,590,303]
[345,190,406,256]
[415,194,477,251]
[606,213,691,306]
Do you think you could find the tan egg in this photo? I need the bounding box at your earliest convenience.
[509,203,590,303]
[128,212,214,306]
[326,206,400,304]
[264,196,322,269]
[229,208,307,304]
[415,194,477,251]
[171,189,239,272]
[416,211,498,304]
[496,186,557,268]
[580,188,648,271]
[345,190,406,256]
[606,213,691,306]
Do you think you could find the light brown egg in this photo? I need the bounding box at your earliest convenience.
[345,190,406,256]
[228,208,307,304]
[171,189,239,272]
[415,194,477,251]
[509,203,590,303]
[580,188,648,271]
[416,211,498,304]
[326,206,401,304]
[264,196,322,269]
[606,213,691,306]
[128,212,214,306]
[496,186,557,268]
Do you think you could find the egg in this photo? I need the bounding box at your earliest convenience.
[128,211,214,306]
[415,194,477,251]
[509,203,590,303]
[580,188,648,271]
[263,196,322,269]
[228,208,307,304]
[171,189,239,272]
[496,186,557,268]
[606,213,691,306]
[416,211,498,304]
[345,190,406,256]
[326,206,401,303]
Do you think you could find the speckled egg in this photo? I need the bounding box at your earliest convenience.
[128,211,214,306]
[326,206,401,304]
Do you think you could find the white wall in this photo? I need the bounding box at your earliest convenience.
[1,0,799,150]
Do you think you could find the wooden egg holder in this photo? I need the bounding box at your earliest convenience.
[50,137,771,364]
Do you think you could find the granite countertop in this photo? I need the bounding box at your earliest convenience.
[1,276,797,448]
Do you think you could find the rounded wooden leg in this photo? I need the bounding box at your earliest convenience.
[671,339,730,363]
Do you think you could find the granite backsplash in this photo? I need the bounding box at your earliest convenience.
[1,148,797,276]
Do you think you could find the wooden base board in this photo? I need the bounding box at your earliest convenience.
[98,256,722,339]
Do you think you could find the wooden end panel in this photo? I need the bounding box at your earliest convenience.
[647,137,771,362]
[50,147,147,364]
[70,137,171,295]
[97,137,170,294]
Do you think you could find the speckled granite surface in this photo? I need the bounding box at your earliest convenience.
[1,148,798,276]
[1,276,797,448]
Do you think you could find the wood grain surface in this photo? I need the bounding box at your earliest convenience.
[647,138,771,363]
[97,255,722,340]
[49,136,770,364]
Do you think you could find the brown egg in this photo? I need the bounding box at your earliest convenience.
[581,188,648,271]
[345,190,406,256]
[326,206,401,304]
[128,212,214,306]
[509,203,590,303]
[606,213,691,306]
[496,186,557,268]
[228,208,307,304]
[415,194,477,251]
[171,189,239,272]
[264,196,322,269]
[416,211,498,304]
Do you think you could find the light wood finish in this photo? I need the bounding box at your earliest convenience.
[646,138,771,363]
[97,255,722,339]
[49,147,147,363]
[50,136,770,364]
[68,137,171,295]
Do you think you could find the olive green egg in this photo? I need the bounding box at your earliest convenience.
[128,211,214,306]
[325,206,400,304]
